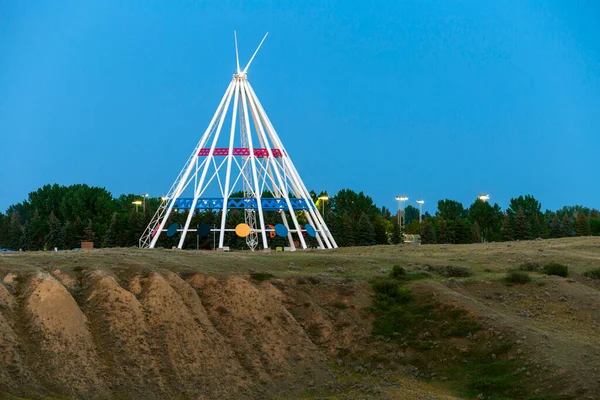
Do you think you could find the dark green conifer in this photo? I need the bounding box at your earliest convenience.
[574,212,590,236]
[471,221,482,243]
[45,212,63,250]
[501,213,514,241]
[420,221,435,244]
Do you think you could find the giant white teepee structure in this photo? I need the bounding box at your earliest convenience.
[139,33,337,251]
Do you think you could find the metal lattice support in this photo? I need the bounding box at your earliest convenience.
[239,87,259,250]
[139,32,337,251]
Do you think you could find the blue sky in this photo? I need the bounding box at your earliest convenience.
[1,1,599,214]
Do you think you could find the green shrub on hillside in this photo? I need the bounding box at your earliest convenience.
[543,263,569,277]
[390,265,407,280]
[519,262,542,271]
[505,271,532,284]
[584,268,600,279]
[249,272,275,282]
[371,278,413,309]
[441,265,473,277]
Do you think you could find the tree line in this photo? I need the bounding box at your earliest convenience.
[0,184,598,251]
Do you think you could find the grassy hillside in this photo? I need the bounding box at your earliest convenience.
[0,237,599,399]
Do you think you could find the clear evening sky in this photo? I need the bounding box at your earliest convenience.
[1,1,598,214]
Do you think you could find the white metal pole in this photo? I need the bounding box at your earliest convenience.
[279,210,296,251]
[218,81,241,249]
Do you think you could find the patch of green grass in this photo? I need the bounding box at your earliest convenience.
[406,271,431,281]
[370,278,480,340]
[543,263,568,278]
[249,272,275,282]
[463,360,525,398]
[367,278,554,399]
[583,268,600,279]
[519,262,542,272]
[440,265,473,277]
[505,271,532,284]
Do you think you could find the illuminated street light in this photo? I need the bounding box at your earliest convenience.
[132,200,143,212]
[318,195,329,217]
[395,196,409,228]
[478,193,490,202]
[416,200,425,223]
[142,193,149,212]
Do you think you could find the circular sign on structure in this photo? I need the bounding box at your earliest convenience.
[235,223,251,238]
[197,224,211,237]
[305,224,317,238]
[166,223,179,237]
[274,223,288,237]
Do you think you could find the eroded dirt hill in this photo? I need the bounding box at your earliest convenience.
[0,268,376,399]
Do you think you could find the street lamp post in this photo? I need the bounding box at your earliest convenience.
[318,196,329,218]
[395,196,408,228]
[132,200,142,212]
[142,193,149,212]
[416,200,425,223]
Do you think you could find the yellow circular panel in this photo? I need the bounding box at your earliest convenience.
[235,223,251,238]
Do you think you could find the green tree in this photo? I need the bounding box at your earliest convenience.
[437,217,450,244]
[420,221,435,244]
[355,212,375,246]
[471,221,482,243]
[61,221,78,249]
[574,212,590,236]
[501,213,514,241]
[103,212,119,248]
[8,213,22,250]
[508,195,543,239]
[341,214,355,247]
[468,199,503,242]
[20,222,33,251]
[45,212,63,250]
[332,189,379,220]
[549,214,563,238]
[515,209,528,240]
[453,218,471,244]
[437,199,466,220]
[404,205,420,225]
[561,213,571,237]
[83,218,95,243]
[372,214,388,245]
[30,210,47,250]
[0,215,8,248]
[390,220,403,244]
